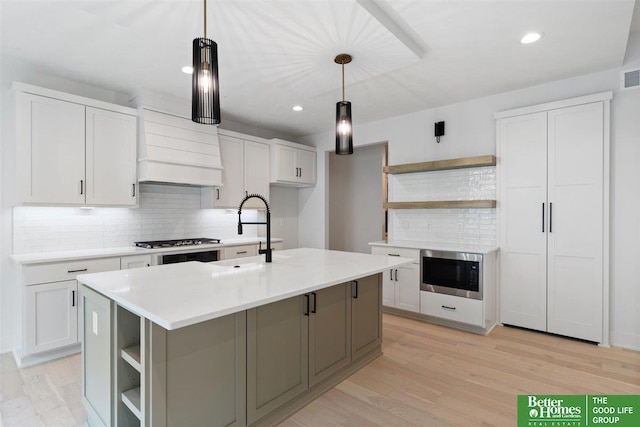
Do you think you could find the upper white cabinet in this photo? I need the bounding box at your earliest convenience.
[204,131,270,209]
[14,83,137,207]
[270,139,316,186]
[497,92,611,344]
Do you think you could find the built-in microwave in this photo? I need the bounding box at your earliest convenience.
[420,250,483,300]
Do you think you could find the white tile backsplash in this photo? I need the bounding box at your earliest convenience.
[13,183,259,254]
[388,167,496,246]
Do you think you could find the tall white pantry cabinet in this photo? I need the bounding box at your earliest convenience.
[496,92,611,345]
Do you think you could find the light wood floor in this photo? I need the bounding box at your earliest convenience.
[1,314,639,426]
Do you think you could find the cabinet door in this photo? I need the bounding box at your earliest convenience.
[308,283,351,387]
[120,255,151,269]
[382,269,395,307]
[297,149,316,185]
[547,102,604,342]
[81,285,112,427]
[243,141,270,208]
[273,144,298,182]
[351,274,382,360]
[217,135,244,208]
[498,112,548,332]
[394,264,420,313]
[17,93,85,205]
[247,295,308,424]
[25,280,78,355]
[85,108,137,206]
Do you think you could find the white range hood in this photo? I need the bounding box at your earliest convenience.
[131,91,223,187]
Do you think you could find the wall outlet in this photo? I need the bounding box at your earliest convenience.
[92,311,98,335]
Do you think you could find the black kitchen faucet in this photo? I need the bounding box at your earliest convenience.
[237,193,272,263]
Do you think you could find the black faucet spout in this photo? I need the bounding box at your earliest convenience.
[237,194,272,263]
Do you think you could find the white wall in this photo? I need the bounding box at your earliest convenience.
[328,144,385,253]
[263,186,299,250]
[300,46,640,350]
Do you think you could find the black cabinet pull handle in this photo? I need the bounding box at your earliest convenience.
[299,168,302,178]
[80,180,84,195]
[236,251,247,255]
[388,253,400,257]
[395,269,399,281]
[353,280,359,299]
[216,188,220,200]
[72,290,76,307]
[389,269,393,280]
[542,202,545,232]
[549,202,553,233]
[304,294,309,316]
[311,292,317,313]
[67,268,88,273]
[132,183,136,197]
[442,305,456,310]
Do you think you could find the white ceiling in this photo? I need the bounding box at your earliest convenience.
[1,0,636,137]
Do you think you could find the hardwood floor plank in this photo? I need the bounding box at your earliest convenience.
[1,314,638,427]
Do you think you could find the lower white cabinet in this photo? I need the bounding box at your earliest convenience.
[25,280,78,355]
[120,254,151,269]
[222,244,258,260]
[371,246,420,312]
[420,292,484,327]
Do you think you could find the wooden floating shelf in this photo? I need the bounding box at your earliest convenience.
[384,155,496,174]
[384,200,497,209]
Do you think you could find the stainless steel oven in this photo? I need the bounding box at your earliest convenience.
[420,250,483,300]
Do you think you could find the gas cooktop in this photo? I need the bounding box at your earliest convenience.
[134,238,221,249]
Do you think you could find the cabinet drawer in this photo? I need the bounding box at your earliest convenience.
[24,258,121,285]
[371,246,419,262]
[223,245,258,260]
[420,291,483,326]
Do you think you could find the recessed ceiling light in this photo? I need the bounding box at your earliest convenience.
[181,66,193,74]
[521,32,542,44]
[292,105,303,112]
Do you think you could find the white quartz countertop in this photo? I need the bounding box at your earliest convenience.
[77,248,413,330]
[9,237,283,265]
[369,240,499,254]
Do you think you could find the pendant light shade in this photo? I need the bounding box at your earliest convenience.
[336,101,353,155]
[335,54,353,155]
[192,0,220,125]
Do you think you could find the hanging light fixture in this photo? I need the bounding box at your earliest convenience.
[335,54,353,155]
[192,0,220,125]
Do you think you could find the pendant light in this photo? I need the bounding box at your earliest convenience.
[335,54,353,155]
[192,0,220,125]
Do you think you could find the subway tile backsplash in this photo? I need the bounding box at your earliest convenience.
[388,166,497,246]
[12,183,259,254]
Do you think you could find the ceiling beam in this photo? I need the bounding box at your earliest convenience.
[356,0,427,59]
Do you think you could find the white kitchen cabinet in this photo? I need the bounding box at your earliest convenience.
[16,256,121,365]
[14,84,138,207]
[120,254,152,269]
[223,244,258,260]
[25,280,78,355]
[497,92,611,344]
[205,132,270,209]
[17,93,86,205]
[85,107,137,206]
[371,247,420,313]
[270,139,317,186]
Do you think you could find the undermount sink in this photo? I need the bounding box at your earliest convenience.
[211,254,290,270]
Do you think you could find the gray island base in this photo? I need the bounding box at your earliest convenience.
[77,248,413,426]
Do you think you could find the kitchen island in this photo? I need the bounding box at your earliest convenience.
[77,248,413,427]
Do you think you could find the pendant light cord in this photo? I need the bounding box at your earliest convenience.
[203,0,207,39]
[341,60,345,101]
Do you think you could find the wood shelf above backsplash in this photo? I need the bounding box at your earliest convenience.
[384,200,497,210]
[384,155,496,175]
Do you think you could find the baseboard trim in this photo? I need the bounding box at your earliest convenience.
[13,343,81,368]
[382,306,495,335]
[610,331,640,352]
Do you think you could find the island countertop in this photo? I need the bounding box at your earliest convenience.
[77,248,413,330]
